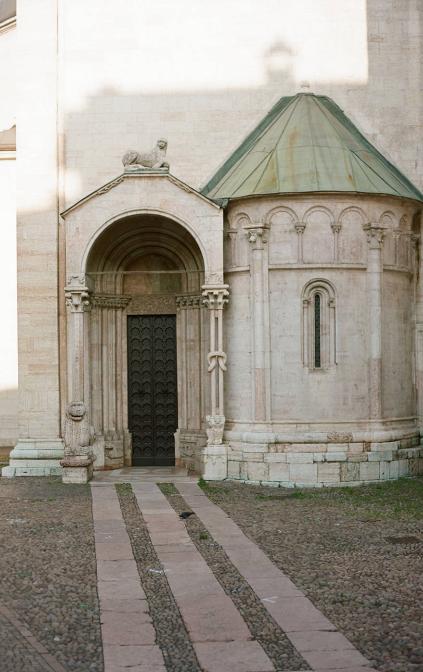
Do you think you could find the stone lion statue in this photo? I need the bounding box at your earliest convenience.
[63,401,94,458]
[122,138,169,170]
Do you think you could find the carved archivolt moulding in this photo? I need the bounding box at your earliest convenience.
[92,294,131,309]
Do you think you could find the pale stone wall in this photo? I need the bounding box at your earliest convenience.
[221,193,423,486]
[3,0,64,476]
[1,0,423,480]
[59,0,422,210]
[0,158,17,451]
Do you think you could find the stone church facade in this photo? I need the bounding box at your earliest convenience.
[1,1,423,486]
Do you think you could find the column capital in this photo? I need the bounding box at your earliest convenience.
[202,284,230,309]
[244,223,269,249]
[363,223,386,249]
[65,276,92,313]
[331,222,342,234]
[295,222,306,234]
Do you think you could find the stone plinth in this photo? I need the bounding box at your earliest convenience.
[61,456,94,484]
[199,444,228,480]
[2,439,64,477]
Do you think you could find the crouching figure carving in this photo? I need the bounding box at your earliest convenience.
[206,414,225,446]
[122,138,169,171]
[61,401,95,483]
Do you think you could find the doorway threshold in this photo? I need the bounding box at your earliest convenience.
[91,466,198,484]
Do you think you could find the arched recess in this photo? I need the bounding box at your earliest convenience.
[301,278,337,370]
[265,206,299,264]
[302,206,335,264]
[338,205,367,263]
[84,213,209,470]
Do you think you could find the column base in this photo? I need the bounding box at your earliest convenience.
[61,456,94,484]
[199,444,228,480]
[2,439,64,477]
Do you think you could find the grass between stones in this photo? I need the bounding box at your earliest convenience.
[159,483,311,672]
[251,477,423,519]
[115,483,202,672]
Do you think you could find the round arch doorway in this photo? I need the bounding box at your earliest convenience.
[85,213,209,470]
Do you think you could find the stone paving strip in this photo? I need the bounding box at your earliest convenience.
[115,482,202,672]
[91,484,166,672]
[0,602,68,672]
[160,482,310,672]
[176,482,375,672]
[132,481,276,672]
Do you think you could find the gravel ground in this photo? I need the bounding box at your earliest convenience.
[161,483,310,671]
[116,483,201,672]
[0,477,102,672]
[200,476,423,672]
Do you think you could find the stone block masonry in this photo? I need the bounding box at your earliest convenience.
[224,439,423,488]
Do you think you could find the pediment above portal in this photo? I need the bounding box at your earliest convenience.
[61,172,224,283]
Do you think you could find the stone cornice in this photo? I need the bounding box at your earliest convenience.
[0,16,16,35]
[60,172,221,217]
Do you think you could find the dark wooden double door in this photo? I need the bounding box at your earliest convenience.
[127,315,177,466]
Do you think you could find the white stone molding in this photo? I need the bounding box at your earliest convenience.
[246,223,271,423]
[302,278,337,370]
[363,224,385,419]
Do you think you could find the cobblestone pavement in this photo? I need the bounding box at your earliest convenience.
[0,477,103,672]
[2,475,420,671]
[200,478,423,672]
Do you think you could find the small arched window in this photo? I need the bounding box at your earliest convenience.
[302,279,336,370]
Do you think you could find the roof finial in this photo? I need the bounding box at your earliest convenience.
[299,81,311,93]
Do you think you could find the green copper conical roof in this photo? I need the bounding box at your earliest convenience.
[201,93,423,203]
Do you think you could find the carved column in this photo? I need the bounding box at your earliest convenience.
[364,225,385,420]
[246,224,270,423]
[65,276,91,405]
[91,294,131,467]
[63,275,93,482]
[201,284,229,479]
[331,223,341,262]
[226,228,238,267]
[295,223,305,263]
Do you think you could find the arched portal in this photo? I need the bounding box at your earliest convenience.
[84,213,209,469]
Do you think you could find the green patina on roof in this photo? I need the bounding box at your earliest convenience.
[201,93,423,203]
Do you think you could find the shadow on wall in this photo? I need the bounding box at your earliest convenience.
[61,0,422,209]
[11,0,423,444]
[0,387,18,454]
